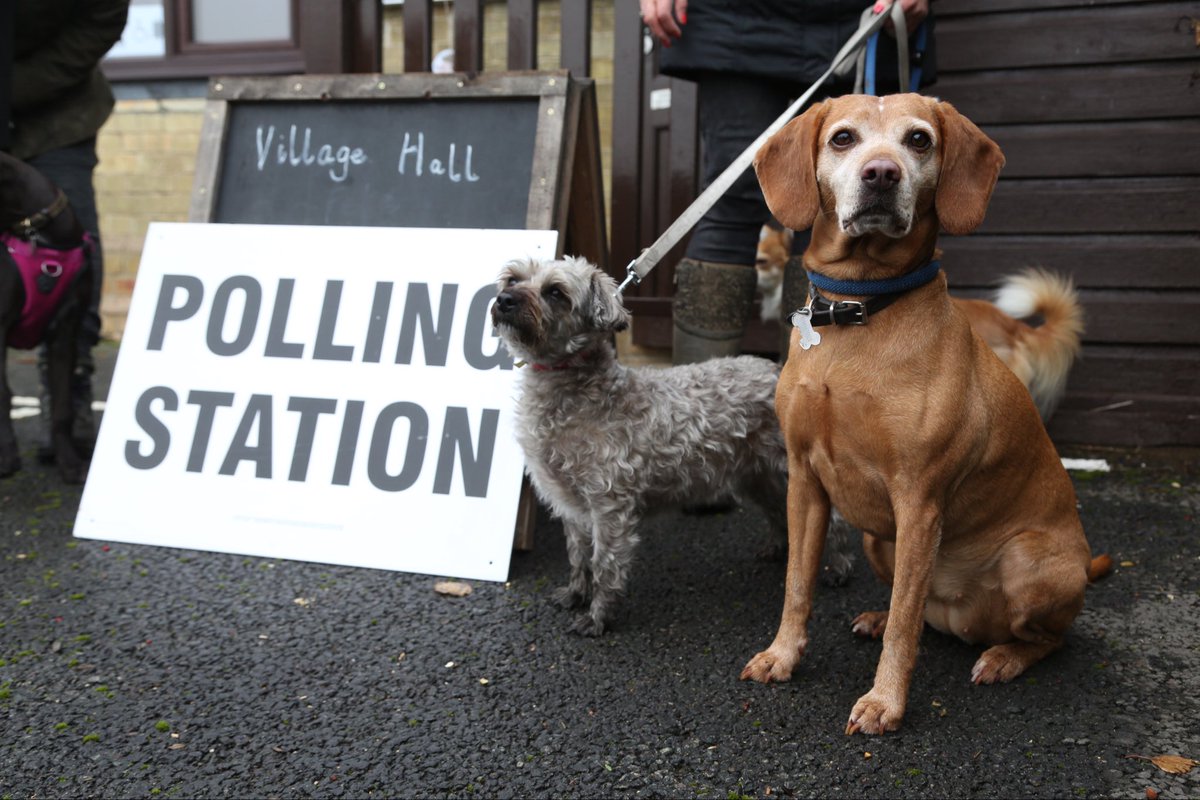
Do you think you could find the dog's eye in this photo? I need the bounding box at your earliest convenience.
[544,286,565,301]
[830,130,855,148]
[907,130,932,151]
[506,276,519,286]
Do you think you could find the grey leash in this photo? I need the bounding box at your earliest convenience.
[845,2,910,95]
[616,1,905,296]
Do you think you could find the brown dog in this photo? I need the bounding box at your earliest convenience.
[739,93,1107,735]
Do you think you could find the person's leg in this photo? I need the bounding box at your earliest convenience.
[672,75,792,364]
[28,139,103,455]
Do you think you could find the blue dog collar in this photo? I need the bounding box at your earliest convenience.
[807,259,941,297]
[788,260,942,332]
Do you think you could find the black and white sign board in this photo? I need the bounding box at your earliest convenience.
[74,222,557,582]
[187,71,610,552]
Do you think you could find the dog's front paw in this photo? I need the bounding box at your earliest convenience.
[570,612,606,637]
[551,586,586,610]
[851,610,889,639]
[740,645,801,684]
[845,690,905,735]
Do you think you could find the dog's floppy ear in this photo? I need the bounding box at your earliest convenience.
[753,101,829,232]
[933,100,1006,235]
[587,265,630,333]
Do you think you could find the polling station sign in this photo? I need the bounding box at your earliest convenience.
[75,223,558,581]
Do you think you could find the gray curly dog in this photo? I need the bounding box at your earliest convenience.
[490,256,853,636]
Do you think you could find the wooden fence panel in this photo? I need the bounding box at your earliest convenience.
[452,0,484,72]
[939,234,1200,289]
[402,0,432,73]
[561,0,593,77]
[985,120,1200,178]
[506,0,537,70]
[938,2,1200,70]
[980,177,1200,235]
[935,0,1200,445]
[937,62,1200,125]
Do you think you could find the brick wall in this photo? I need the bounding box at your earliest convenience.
[93,1,616,341]
[93,98,205,339]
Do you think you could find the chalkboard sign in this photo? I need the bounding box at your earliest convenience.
[191,71,608,263]
[212,97,540,228]
[189,71,609,551]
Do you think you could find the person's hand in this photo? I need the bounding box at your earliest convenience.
[875,0,929,34]
[641,0,687,48]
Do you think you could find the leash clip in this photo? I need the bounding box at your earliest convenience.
[615,258,641,296]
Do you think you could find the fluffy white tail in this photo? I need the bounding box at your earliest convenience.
[994,269,1085,420]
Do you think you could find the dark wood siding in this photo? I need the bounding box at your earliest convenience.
[934,0,1200,446]
[390,1,1199,446]
[610,0,1200,447]
[610,1,699,309]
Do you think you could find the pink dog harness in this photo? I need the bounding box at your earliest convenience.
[3,232,91,350]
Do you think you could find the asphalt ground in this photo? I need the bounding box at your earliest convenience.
[1,341,1198,800]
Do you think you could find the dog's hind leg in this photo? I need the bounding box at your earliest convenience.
[0,347,19,478]
[971,528,1087,684]
[822,511,857,586]
[0,263,21,477]
[742,469,789,561]
[849,535,893,637]
[45,325,86,484]
[552,518,592,611]
[744,469,857,586]
[572,508,640,636]
[972,639,1062,685]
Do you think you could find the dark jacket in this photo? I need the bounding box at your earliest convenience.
[9,0,129,160]
[657,0,936,93]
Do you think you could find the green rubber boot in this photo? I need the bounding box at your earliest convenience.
[671,258,758,365]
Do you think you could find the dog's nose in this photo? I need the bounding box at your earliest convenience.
[861,159,901,191]
[495,291,517,315]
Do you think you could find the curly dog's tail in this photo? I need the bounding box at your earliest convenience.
[993,268,1085,421]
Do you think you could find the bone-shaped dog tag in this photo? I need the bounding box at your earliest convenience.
[788,307,822,351]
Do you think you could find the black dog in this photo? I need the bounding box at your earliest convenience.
[0,152,93,483]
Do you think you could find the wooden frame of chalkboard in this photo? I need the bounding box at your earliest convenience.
[189,70,609,550]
